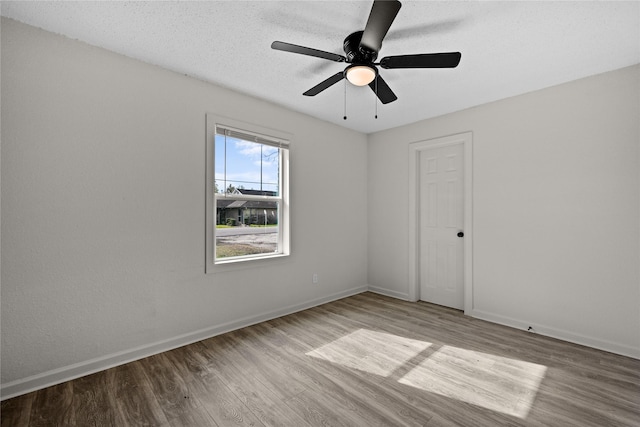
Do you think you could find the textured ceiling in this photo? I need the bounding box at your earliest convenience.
[2,1,639,134]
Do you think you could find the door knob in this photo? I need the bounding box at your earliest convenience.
[457,231,464,238]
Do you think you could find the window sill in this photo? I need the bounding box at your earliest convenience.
[206,252,291,274]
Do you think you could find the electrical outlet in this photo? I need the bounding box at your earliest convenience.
[312,273,318,284]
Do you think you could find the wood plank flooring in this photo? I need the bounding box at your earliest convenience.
[2,292,639,426]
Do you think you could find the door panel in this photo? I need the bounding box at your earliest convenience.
[419,144,464,309]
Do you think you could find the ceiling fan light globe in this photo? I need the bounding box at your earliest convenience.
[346,65,376,86]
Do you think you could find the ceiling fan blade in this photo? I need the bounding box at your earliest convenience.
[360,0,402,53]
[379,52,462,69]
[303,72,345,96]
[368,74,397,104]
[271,41,346,62]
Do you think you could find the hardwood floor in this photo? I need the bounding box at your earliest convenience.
[2,292,639,426]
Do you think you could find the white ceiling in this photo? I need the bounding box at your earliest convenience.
[2,1,639,134]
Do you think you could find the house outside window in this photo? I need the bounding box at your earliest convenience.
[206,115,290,272]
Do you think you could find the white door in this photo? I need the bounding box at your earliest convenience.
[419,143,464,309]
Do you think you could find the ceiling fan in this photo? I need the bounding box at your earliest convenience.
[271,0,461,105]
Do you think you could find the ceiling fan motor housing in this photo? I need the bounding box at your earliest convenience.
[343,31,378,64]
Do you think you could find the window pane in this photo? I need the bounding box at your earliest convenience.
[207,115,290,271]
[215,135,279,195]
[216,200,279,259]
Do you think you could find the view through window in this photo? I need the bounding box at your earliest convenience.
[214,126,289,262]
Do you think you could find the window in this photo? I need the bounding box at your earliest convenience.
[206,115,290,272]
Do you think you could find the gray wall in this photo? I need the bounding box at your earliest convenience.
[1,18,368,396]
[368,64,640,358]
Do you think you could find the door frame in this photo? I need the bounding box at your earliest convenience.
[408,132,473,313]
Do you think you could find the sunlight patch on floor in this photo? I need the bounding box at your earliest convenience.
[398,345,547,419]
[306,329,547,419]
[305,329,432,377]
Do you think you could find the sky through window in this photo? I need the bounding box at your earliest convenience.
[215,135,279,194]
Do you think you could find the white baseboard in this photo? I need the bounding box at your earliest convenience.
[469,309,640,360]
[1,286,368,400]
[367,285,411,301]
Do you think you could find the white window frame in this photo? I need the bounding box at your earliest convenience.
[205,114,291,273]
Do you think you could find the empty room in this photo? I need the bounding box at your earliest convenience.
[1,1,639,426]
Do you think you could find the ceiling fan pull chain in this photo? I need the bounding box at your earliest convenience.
[375,77,379,119]
[343,78,348,120]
